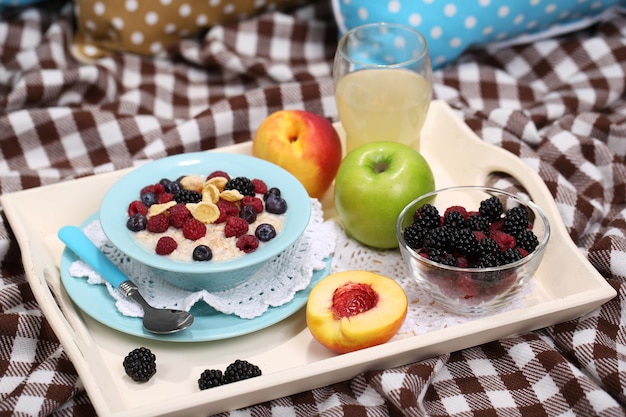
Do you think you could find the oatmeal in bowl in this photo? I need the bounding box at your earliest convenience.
[99,152,311,292]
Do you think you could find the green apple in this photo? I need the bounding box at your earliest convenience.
[334,141,435,249]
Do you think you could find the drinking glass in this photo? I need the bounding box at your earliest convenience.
[333,22,433,153]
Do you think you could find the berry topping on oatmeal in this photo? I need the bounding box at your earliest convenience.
[125,171,287,261]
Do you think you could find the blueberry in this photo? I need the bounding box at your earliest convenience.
[165,180,182,195]
[141,192,157,207]
[239,205,257,224]
[263,187,281,202]
[126,213,147,231]
[255,223,277,242]
[265,196,287,214]
[192,245,213,261]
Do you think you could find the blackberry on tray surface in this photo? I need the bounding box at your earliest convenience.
[223,359,262,383]
[198,369,225,390]
[197,359,262,390]
[123,347,156,382]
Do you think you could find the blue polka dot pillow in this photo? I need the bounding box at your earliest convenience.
[332,0,623,69]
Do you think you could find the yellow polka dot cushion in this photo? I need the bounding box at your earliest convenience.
[332,0,624,69]
[72,0,309,62]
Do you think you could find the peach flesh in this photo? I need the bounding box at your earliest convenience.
[306,270,408,354]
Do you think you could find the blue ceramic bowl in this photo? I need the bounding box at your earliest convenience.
[100,152,311,292]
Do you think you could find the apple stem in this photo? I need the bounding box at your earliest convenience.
[373,161,388,173]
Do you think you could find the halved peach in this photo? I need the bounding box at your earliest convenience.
[306,270,408,354]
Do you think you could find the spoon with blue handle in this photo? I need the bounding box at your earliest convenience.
[58,225,194,334]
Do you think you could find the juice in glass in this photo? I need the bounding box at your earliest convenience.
[335,68,431,153]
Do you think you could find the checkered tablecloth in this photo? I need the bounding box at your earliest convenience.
[1,1,626,416]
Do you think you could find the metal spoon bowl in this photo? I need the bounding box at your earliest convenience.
[58,225,194,335]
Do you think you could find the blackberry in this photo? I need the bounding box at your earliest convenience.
[225,177,255,197]
[502,247,523,264]
[515,229,539,253]
[198,369,225,390]
[503,206,529,236]
[412,204,440,230]
[452,228,480,256]
[403,224,427,250]
[466,214,490,233]
[255,223,277,242]
[423,226,452,252]
[477,252,502,268]
[174,189,202,204]
[223,360,262,383]
[126,213,147,232]
[443,210,465,229]
[123,347,156,383]
[192,245,213,261]
[479,196,503,221]
[478,237,500,256]
[428,249,457,266]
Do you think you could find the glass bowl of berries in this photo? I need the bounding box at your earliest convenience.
[396,185,550,315]
[99,152,311,292]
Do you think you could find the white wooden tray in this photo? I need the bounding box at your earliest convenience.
[1,101,615,417]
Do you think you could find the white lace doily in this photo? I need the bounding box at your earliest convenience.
[69,199,336,319]
[68,198,532,332]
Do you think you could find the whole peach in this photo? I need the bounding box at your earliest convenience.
[252,110,343,199]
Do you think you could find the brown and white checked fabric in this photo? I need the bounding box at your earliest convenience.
[1,1,626,416]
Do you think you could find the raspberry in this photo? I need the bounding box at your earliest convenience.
[140,184,164,196]
[182,218,206,241]
[251,179,268,195]
[123,347,156,383]
[236,234,259,253]
[215,199,240,223]
[168,203,192,228]
[155,236,177,255]
[157,192,174,204]
[128,200,148,216]
[444,205,468,219]
[224,216,249,238]
[206,170,231,181]
[490,230,516,252]
[241,195,264,213]
[146,214,170,233]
